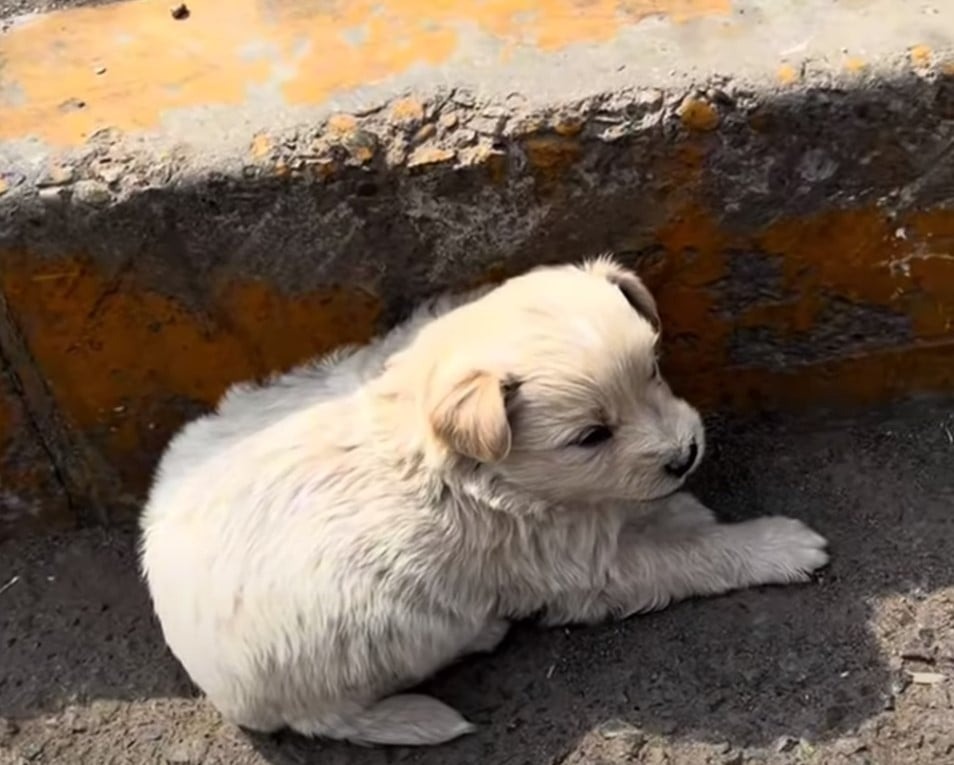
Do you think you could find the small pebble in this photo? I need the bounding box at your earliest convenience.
[171,3,189,20]
[909,671,946,685]
[774,735,797,753]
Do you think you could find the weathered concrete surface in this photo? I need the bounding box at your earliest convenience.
[2,397,954,764]
[1,0,954,533]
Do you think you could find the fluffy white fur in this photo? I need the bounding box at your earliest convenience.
[140,257,829,747]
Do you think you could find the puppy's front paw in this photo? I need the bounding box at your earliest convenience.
[740,516,829,585]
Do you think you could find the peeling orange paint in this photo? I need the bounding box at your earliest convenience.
[215,280,381,376]
[678,341,954,411]
[0,0,730,146]
[648,202,954,409]
[0,255,381,493]
[4,194,954,524]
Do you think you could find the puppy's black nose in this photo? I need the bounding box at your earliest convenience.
[665,440,699,479]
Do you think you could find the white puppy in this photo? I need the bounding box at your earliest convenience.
[140,257,828,747]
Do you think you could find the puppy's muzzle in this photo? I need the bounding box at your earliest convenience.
[664,440,699,479]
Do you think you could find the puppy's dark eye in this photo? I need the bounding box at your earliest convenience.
[573,425,613,448]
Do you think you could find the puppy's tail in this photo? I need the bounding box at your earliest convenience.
[296,694,475,746]
[349,694,475,746]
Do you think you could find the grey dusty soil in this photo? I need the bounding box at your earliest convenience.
[2,396,954,765]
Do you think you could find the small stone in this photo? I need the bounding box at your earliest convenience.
[407,146,456,168]
[326,113,358,136]
[459,144,503,168]
[439,111,459,129]
[678,97,720,132]
[635,88,664,108]
[909,671,946,684]
[95,66,107,75]
[0,172,24,194]
[597,718,639,739]
[138,724,164,742]
[412,123,436,143]
[72,180,111,205]
[164,738,208,763]
[38,187,66,202]
[774,735,797,753]
[721,753,744,765]
[389,97,425,127]
[481,105,509,118]
[834,737,867,755]
[95,163,124,185]
[342,130,378,165]
[469,114,506,136]
[38,164,75,187]
[599,123,632,142]
[797,739,816,757]
[641,745,671,765]
[450,128,478,148]
[171,4,189,20]
[385,138,409,167]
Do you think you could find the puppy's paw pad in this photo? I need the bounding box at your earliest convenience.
[744,516,829,584]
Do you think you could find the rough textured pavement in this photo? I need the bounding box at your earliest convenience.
[2,395,952,765]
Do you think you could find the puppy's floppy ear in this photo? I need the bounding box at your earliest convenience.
[583,254,660,332]
[426,368,512,463]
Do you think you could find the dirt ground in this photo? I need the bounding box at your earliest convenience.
[1,396,953,765]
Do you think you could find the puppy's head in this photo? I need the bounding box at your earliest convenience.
[416,256,705,504]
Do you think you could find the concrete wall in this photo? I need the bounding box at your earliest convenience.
[1,0,953,535]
